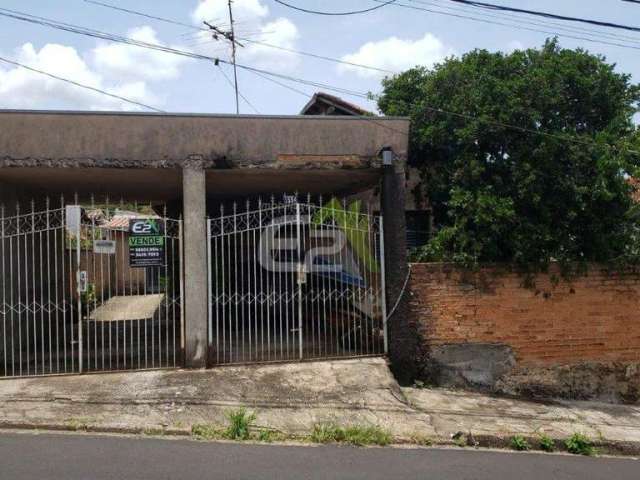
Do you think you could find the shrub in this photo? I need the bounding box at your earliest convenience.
[510,435,530,451]
[565,433,595,456]
[539,434,555,452]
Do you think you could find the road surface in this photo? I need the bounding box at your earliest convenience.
[0,431,637,479]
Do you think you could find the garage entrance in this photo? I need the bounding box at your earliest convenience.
[207,196,387,365]
[0,198,183,377]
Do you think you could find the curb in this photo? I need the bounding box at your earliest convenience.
[1,420,640,457]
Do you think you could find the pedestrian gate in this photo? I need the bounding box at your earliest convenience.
[207,198,387,365]
[0,200,183,377]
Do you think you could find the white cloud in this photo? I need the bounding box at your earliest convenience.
[243,18,299,68]
[192,0,269,24]
[190,0,300,70]
[92,26,188,81]
[338,33,454,78]
[0,42,158,111]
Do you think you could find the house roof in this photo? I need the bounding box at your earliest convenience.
[300,92,371,116]
[629,177,640,203]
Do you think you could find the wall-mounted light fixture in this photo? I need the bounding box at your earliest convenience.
[379,146,394,166]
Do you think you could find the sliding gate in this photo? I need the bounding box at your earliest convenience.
[0,200,183,377]
[207,198,387,365]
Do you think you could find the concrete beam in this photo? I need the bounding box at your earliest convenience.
[182,165,208,368]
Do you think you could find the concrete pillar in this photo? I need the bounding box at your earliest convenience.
[182,165,208,368]
[381,159,418,384]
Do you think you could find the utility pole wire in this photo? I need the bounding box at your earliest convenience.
[379,1,640,51]
[84,0,393,74]
[445,0,640,33]
[217,65,260,114]
[273,0,398,16]
[0,55,164,112]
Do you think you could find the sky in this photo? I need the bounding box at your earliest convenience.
[0,0,639,115]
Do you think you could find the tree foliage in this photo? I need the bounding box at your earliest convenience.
[378,39,640,270]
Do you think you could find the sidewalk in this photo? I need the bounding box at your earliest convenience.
[0,358,639,453]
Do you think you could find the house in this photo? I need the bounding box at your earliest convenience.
[0,110,413,379]
[300,92,432,250]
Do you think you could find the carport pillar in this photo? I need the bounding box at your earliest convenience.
[182,164,208,368]
[381,156,417,384]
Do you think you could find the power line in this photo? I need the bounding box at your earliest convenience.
[445,0,640,33]
[420,0,640,45]
[3,5,638,157]
[217,65,260,114]
[0,7,375,101]
[0,55,164,112]
[84,0,394,74]
[379,1,640,51]
[273,0,397,16]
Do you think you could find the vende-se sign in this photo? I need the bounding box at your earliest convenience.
[128,218,165,268]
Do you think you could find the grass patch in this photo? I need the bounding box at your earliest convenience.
[310,423,346,444]
[539,434,555,452]
[64,418,90,431]
[510,435,530,451]
[224,408,256,441]
[565,433,595,456]
[191,423,224,441]
[310,423,391,446]
[142,427,165,436]
[409,433,433,446]
[257,429,287,443]
[343,426,392,446]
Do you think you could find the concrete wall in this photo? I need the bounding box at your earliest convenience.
[0,111,409,169]
[410,263,640,403]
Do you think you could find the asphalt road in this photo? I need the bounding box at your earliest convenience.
[0,432,637,480]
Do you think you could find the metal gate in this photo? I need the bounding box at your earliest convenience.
[0,199,183,378]
[207,197,387,365]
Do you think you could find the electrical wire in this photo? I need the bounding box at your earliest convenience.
[445,0,640,33]
[0,55,164,112]
[217,65,261,114]
[83,0,395,74]
[417,0,640,45]
[379,0,640,51]
[273,0,397,16]
[3,5,638,156]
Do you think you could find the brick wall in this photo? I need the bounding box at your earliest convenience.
[410,263,640,366]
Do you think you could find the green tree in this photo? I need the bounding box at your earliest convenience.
[378,39,640,270]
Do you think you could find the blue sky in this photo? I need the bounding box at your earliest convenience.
[0,0,639,115]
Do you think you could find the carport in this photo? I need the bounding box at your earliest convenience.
[0,110,410,378]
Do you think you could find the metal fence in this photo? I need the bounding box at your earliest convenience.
[207,196,387,365]
[0,199,183,378]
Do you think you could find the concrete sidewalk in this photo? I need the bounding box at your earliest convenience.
[0,358,639,453]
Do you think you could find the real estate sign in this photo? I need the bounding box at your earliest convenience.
[128,218,165,268]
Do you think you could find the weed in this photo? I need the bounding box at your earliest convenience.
[539,434,555,452]
[510,435,530,451]
[191,424,223,441]
[452,432,467,447]
[565,433,595,456]
[143,427,165,436]
[257,429,287,443]
[343,426,392,446]
[64,418,89,431]
[310,423,391,446]
[310,423,345,444]
[409,433,433,446]
[224,408,256,441]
